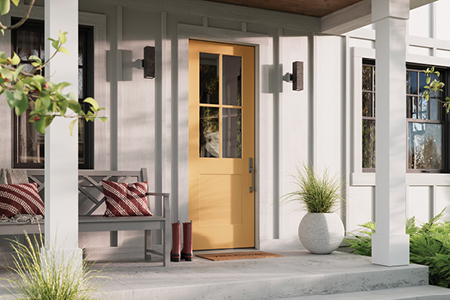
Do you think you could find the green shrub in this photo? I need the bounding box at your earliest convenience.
[1,232,105,300]
[345,209,450,288]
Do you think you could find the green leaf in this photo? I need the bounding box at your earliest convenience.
[44,115,54,128]
[57,99,68,116]
[0,0,10,16]
[58,31,67,45]
[9,52,20,65]
[51,39,59,50]
[99,116,108,123]
[15,93,29,116]
[68,99,81,113]
[5,90,14,109]
[57,46,70,56]
[83,97,99,111]
[55,82,71,93]
[0,68,13,80]
[34,117,45,134]
[29,55,42,65]
[13,64,24,81]
[40,95,51,108]
[67,92,77,101]
[11,0,19,6]
[68,119,77,137]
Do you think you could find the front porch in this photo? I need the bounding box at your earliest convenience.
[2,249,449,300]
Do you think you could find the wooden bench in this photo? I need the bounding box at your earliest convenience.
[0,168,171,266]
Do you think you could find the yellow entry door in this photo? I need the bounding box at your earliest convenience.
[189,40,255,250]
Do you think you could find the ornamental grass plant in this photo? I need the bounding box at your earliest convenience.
[1,231,105,300]
[282,164,344,213]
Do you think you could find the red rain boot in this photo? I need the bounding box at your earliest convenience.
[171,221,181,262]
[181,220,193,261]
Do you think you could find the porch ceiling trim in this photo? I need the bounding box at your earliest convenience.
[321,0,437,35]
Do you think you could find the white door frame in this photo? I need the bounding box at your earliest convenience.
[176,24,271,249]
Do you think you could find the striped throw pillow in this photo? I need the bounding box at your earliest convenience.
[102,180,153,217]
[0,183,45,218]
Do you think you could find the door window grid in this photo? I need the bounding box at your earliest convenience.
[199,52,242,159]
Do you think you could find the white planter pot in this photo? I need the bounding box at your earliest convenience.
[298,213,344,254]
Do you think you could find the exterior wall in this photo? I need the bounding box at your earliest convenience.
[0,0,320,258]
[345,0,450,234]
[1,0,448,259]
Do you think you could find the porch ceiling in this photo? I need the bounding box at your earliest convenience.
[204,0,364,18]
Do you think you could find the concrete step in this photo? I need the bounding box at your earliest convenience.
[86,252,432,300]
[0,250,437,300]
[282,285,450,300]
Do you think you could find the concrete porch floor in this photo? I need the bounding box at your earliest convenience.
[85,249,450,300]
[1,249,450,299]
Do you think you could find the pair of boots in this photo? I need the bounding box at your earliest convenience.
[171,220,193,262]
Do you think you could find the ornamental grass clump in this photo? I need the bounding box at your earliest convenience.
[282,164,343,213]
[2,231,105,300]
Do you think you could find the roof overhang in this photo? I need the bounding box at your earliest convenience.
[205,0,438,35]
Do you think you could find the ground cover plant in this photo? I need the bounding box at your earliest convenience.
[345,209,450,288]
[1,232,105,300]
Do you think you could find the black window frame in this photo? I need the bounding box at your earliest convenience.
[361,60,450,173]
[11,18,95,169]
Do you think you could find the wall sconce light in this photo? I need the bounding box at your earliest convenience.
[290,61,303,91]
[143,46,155,79]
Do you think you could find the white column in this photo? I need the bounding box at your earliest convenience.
[44,0,81,261]
[372,0,410,266]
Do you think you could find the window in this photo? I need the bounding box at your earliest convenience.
[406,68,443,171]
[362,64,376,170]
[11,19,94,169]
[362,63,447,172]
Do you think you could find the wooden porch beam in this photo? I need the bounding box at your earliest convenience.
[321,0,437,35]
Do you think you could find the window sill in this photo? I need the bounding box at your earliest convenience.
[351,172,450,186]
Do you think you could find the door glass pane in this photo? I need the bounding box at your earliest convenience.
[223,55,242,106]
[408,123,442,170]
[200,53,219,104]
[362,119,376,169]
[222,108,242,158]
[200,107,219,157]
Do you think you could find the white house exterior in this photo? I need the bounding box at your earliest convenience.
[0,0,449,266]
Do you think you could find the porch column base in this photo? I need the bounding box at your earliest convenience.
[372,233,409,266]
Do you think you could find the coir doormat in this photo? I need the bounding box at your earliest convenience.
[196,251,283,261]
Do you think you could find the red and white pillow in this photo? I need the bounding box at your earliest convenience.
[102,180,153,217]
[0,183,45,218]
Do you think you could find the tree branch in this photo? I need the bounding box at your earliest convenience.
[0,0,35,31]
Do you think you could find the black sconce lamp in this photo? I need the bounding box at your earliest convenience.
[143,46,155,79]
[290,61,303,91]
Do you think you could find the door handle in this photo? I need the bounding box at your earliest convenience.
[249,158,254,193]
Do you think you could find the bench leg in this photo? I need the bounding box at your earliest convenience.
[110,231,118,247]
[145,230,152,261]
[164,224,171,266]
